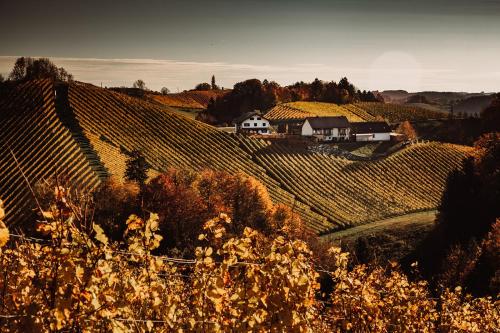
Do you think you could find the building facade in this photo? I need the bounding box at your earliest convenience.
[350,122,392,141]
[301,116,351,141]
[234,111,271,135]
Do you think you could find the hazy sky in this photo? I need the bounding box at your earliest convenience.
[1,0,499,92]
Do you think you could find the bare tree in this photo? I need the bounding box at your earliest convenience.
[133,79,146,90]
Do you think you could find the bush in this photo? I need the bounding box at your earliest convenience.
[0,189,498,332]
[142,169,299,251]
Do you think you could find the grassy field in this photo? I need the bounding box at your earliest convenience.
[333,141,399,157]
[322,210,437,264]
[166,107,200,120]
[322,210,437,243]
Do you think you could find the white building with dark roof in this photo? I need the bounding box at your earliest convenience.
[301,116,350,141]
[234,111,271,135]
[350,121,392,141]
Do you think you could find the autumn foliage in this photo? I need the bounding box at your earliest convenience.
[141,169,305,250]
[0,185,498,332]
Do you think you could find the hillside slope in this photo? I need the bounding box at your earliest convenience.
[0,80,471,234]
[149,89,230,109]
[265,101,446,123]
[238,138,471,231]
[265,102,374,122]
[0,80,101,226]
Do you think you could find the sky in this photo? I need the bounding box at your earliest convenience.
[0,0,499,92]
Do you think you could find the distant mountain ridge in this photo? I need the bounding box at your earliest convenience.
[379,90,496,115]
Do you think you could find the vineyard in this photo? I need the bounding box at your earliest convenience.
[149,89,230,110]
[0,80,469,234]
[237,137,471,229]
[265,102,372,122]
[354,102,447,122]
[265,101,446,123]
[0,80,100,227]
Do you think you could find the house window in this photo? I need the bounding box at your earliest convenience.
[263,122,267,126]
[339,128,346,136]
[244,123,250,127]
[261,129,267,133]
[257,117,261,120]
[254,123,258,126]
[249,117,254,120]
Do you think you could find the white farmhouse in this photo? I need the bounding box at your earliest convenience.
[350,122,392,141]
[234,111,271,135]
[301,116,350,141]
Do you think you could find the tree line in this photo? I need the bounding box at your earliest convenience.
[198,77,384,125]
[5,57,73,82]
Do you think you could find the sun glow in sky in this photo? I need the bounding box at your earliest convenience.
[1,0,499,92]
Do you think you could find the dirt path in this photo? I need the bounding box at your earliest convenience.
[322,210,437,243]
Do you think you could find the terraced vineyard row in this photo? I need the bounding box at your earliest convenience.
[265,101,445,124]
[0,80,469,234]
[354,102,447,123]
[67,83,331,232]
[238,136,471,231]
[149,89,230,109]
[265,102,369,122]
[0,80,101,226]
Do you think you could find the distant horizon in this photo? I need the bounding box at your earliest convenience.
[1,0,499,93]
[0,55,497,94]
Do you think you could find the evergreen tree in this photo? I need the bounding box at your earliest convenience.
[211,75,218,90]
[125,150,149,186]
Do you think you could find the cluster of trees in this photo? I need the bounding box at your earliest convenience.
[198,77,383,125]
[289,77,383,104]
[199,79,290,124]
[7,57,73,82]
[194,75,220,91]
[94,167,304,254]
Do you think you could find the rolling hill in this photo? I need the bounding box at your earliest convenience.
[265,101,446,123]
[0,80,471,234]
[237,138,470,229]
[379,90,495,116]
[149,89,230,110]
